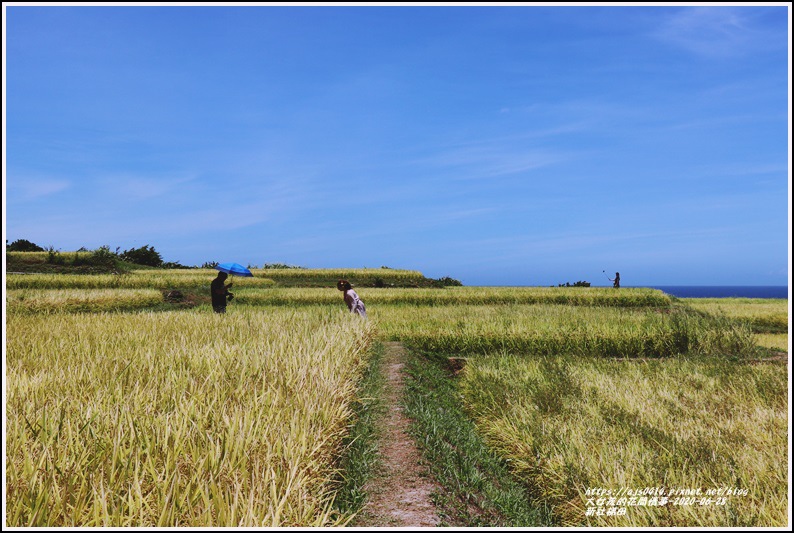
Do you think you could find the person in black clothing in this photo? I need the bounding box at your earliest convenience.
[211,272,234,313]
[608,272,620,288]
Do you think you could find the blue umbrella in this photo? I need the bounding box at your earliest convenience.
[215,263,254,277]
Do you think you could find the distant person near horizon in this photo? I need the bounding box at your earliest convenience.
[608,272,620,288]
[211,271,234,313]
[337,279,367,318]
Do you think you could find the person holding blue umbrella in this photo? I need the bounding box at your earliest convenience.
[211,263,253,313]
[215,263,254,277]
[210,271,234,313]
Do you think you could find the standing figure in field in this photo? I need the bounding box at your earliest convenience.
[608,272,620,288]
[211,271,234,313]
[337,279,367,318]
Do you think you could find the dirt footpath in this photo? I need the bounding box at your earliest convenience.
[354,341,442,527]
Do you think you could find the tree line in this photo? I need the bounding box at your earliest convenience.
[6,239,192,269]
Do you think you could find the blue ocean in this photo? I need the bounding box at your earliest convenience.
[640,286,788,299]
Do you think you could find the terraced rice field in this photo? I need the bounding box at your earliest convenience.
[5,266,788,527]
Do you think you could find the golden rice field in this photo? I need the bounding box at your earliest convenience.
[247,268,426,286]
[6,289,164,313]
[680,298,788,354]
[683,297,788,333]
[460,353,788,527]
[4,268,789,527]
[236,286,672,307]
[753,333,788,352]
[6,307,373,527]
[682,297,788,318]
[5,267,426,290]
[372,303,757,358]
[6,251,96,263]
[5,271,276,290]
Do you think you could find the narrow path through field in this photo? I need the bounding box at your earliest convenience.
[354,341,442,527]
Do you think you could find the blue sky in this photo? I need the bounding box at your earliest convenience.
[3,3,791,286]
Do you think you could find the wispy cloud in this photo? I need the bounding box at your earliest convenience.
[8,197,278,247]
[97,173,199,200]
[652,7,784,58]
[662,113,783,132]
[7,175,71,201]
[688,162,788,179]
[449,224,748,267]
[415,137,566,180]
[156,202,274,233]
[500,100,655,138]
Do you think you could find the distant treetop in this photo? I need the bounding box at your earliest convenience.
[7,239,45,252]
[261,263,306,269]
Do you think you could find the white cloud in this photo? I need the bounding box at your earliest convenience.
[418,141,564,180]
[7,175,71,201]
[98,173,199,200]
[652,7,783,58]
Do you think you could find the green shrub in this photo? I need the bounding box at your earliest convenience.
[119,245,163,267]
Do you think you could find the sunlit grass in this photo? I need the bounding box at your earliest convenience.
[235,286,671,307]
[5,276,784,528]
[372,304,756,358]
[5,268,424,291]
[460,354,788,527]
[682,298,788,334]
[6,307,374,527]
[753,334,788,353]
[247,268,425,285]
[6,289,164,313]
[6,251,95,263]
[5,271,276,290]
[5,256,424,285]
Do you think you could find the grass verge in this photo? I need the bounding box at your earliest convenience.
[401,348,554,527]
[332,342,388,520]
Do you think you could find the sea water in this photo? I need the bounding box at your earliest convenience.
[641,286,788,299]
